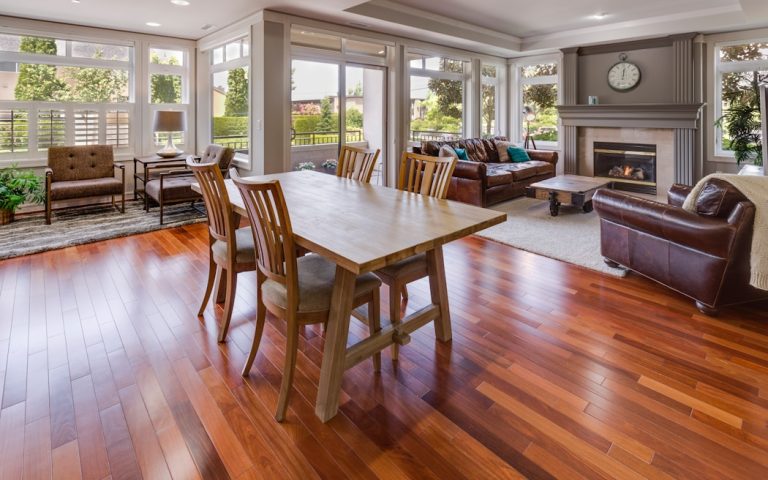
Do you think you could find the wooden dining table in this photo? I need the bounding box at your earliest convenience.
[194,170,506,421]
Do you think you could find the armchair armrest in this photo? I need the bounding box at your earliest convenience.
[526,149,558,165]
[452,160,486,181]
[594,189,737,258]
[667,183,693,207]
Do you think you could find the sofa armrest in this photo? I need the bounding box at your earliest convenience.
[526,149,558,165]
[594,189,737,258]
[668,183,693,207]
[452,160,486,181]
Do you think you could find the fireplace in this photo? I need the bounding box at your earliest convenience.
[593,141,657,195]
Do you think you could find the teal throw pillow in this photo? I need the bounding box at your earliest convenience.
[453,147,469,160]
[507,145,531,163]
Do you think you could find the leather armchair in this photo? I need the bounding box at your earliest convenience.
[45,145,125,224]
[593,180,768,315]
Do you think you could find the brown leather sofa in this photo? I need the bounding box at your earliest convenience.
[593,180,768,315]
[45,145,125,224]
[417,136,558,207]
[145,145,234,224]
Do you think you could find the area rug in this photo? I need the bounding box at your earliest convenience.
[475,197,627,277]
[0,201,207,260]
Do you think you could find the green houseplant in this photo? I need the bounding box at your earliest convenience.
[0,164,45,225]
[717,102,763,166]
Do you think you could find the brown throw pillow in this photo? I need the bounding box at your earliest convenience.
[495,140,513,162]
[438,145,458,159]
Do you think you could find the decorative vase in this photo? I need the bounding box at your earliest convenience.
[0,209,14,225]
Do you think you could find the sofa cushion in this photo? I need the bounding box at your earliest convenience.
[486,161,553,183]
[694,178,748,219]
[438,145,458,158]
[495,140,513,162]
[145,175,201,202]
[422,136,507,163]
[50,177,123,201]
[48,145,115,182]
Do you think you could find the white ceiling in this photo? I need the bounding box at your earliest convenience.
[0,0,767,56]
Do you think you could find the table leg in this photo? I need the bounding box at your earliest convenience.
[315,266,356,422]
[426,245,452,342]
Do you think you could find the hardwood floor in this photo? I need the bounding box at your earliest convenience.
[1,222,767,479]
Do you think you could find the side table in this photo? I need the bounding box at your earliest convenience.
[133,153,195,208]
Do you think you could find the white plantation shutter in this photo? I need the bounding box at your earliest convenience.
[74,110,99,145]
[106,109,130,148]
[37,109,67,150]
[0,109,29,153]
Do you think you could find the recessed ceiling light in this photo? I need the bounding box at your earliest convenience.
[201,23,214,31]
[591,12,608,19]
[146,22,162,27]
[72,0,80,3]
[170,0,190,5]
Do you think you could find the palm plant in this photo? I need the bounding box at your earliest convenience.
[0,164,45,222]
[717,102,763,166]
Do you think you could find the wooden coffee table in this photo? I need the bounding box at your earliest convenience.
[527,175,612,216]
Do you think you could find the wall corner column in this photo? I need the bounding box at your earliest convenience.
[560,47,579,174]
[671,33,699,185]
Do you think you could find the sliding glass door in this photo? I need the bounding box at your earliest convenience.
[290,59,386,184]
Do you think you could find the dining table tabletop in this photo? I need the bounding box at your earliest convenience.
[193,170,506,421]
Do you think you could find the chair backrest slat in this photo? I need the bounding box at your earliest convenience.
[232,172,299,301]
[398,152,457,199]
[187,158,235,243]
[337,145,381,183]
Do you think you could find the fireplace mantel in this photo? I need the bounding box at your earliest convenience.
[556,103,705,129]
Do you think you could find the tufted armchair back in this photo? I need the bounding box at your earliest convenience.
[48,145,115,182]
[200,145,235,170]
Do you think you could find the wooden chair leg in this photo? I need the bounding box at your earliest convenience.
[242,297,267,376]
[214,265,226,304]
[121,190,125,213]
[390,282,402,361]
[368,289,381,373]
[217,268,237,343]
[401,284,409,301]
[275,319,299,422]
[45,197,52,225]
[197,255,217,316]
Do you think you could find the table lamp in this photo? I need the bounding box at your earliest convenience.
[522,105,537,150]
[153,110,186,158]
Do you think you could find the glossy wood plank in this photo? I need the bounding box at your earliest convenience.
[1,223,768,479]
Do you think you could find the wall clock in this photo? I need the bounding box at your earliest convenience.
[607,53,641,92]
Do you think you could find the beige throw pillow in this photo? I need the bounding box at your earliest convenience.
[495,140,514,162]
[438,145,458,158]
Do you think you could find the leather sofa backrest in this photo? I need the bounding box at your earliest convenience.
[694,178,749,219]
[422,136,507,163]
[202,144,235,170]
[48,145,114,182]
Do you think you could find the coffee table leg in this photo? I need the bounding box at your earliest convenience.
[548,191,560,217]
[583,201,593,213]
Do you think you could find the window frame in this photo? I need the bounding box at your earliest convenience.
[712,38,768,159]
[481,63,501,138]
[407,51,470,145]
[209,35,251,164]
[0,31,135,164]
[512,55,561,150]
[147,44,191,152]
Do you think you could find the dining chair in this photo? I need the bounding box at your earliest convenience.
[231,170,382,422]
[188,158,257,343]
[336,145,381,183]
[375,152,457,360]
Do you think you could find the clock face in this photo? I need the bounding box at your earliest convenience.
[607,62,641,91]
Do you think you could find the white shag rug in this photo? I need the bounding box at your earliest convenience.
[475,197,627,277]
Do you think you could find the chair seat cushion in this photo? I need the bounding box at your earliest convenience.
[262,254,381,313]
[145,176,201,202]
[211,227,256,265]
[50,177,123,201]
[375,253,428,281]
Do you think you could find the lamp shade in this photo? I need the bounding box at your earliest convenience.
[153,110,186,133]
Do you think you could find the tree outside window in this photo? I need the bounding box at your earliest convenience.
[520,62,558,144]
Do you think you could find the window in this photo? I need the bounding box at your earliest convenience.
[481,65,499,138]
[0,32,133,158]
[148,46,190,151]
[210,36,249,159]
[714,40,768,156]
[409,54,466,143]
[518,61,559,146]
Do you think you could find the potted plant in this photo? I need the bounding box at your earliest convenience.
[296,161,316,171]
[0,164,45,225]
[321,159,337,173]
[717,103,763,166]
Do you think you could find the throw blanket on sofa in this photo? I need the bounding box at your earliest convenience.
[683,173,768,290]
